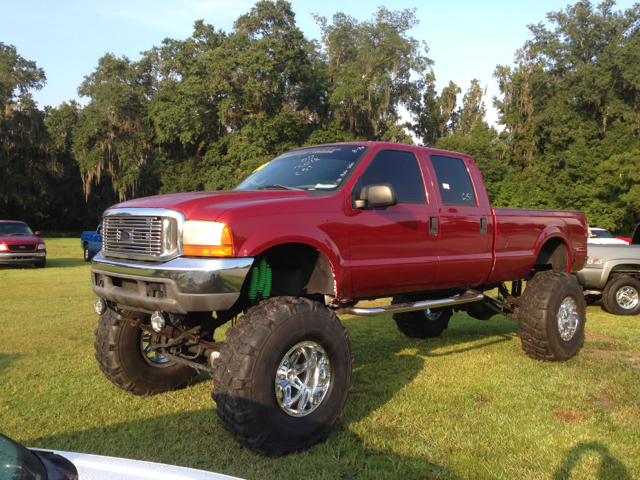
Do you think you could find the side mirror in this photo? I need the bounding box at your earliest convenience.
[354,184,397,209]
[35,231,41,236]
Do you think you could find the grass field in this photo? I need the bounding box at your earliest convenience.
[1,238,639,479]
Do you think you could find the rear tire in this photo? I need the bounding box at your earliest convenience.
[211,296,353,457]
[84,245,92,262]
[94,309,198,395]
[602,276,640,315]
[392,296,453,338]
[518,271,586,361]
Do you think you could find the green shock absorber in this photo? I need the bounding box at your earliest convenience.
[248,266,260,301]
[256,258,268,300]
[263,266,272,299]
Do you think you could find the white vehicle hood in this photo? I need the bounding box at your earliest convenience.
[588,238,629,245]
[46,450,243,480]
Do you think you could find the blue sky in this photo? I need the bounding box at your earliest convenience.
[2,0,638,126]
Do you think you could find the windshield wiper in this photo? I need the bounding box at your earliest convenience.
[257,184,303,191]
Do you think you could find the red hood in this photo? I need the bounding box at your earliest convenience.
[0,234,42,245]
[110,190,314,221]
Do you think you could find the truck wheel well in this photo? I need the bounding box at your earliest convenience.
[258,243,336,301]
[535,238,568,272]
[610,265,640,275]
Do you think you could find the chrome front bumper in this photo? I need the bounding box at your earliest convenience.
[91,252,254,314]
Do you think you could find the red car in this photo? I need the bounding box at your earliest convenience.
[0,220,46,268]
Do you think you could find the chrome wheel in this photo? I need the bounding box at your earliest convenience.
[424,308,443,321]
[140,331,173,367]
[557,297,579,341]
[275,341,331,417]
[616,286,639,310]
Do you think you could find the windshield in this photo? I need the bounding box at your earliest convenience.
[590,229,613,238]
[0,223,34,236]
[0,434,48,480]
[235,145,367,194]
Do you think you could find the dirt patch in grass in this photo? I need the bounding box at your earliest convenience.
[552,409,583,423]
[585,333,617,342]
[589,397,612,408]
[584,349,640,370]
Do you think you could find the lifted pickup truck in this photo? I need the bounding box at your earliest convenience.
[89,142,588,456]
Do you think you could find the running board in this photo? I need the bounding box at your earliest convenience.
[338,290,485,317]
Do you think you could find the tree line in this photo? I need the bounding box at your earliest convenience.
[1,0,639,233]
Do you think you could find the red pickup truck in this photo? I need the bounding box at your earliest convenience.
[90,142,588,456]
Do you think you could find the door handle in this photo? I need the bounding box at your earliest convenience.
[429,217,438,236]
[480,218,487,235]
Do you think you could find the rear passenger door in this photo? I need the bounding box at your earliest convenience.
[348,148,440,298]
[427,154,493,289]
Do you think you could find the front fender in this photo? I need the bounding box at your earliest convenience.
[236,224,347,299]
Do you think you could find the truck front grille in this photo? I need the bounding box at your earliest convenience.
[103,216,164,256]
[8,244,36,251]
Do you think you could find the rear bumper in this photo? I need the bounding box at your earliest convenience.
[0,252,46,264]
[90,252,253,315]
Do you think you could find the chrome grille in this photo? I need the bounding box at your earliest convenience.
[103,216,163,256]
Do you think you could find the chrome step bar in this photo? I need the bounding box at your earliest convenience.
[338,290,485,317]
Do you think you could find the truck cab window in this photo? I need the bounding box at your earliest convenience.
[356,150,426,204]
[430,155,477,206]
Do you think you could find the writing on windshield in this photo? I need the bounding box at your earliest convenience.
[235,146,366,194]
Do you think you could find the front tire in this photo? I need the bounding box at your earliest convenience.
[518,271,586,361]
[34,260,46,269]
[392,296,453,338]
[84,245,92,262]
[211,297,353,457]
[94,309,198,395]
[602,276,640,315]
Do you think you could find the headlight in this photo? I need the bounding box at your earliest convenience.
[182,221,234,257]
[37,244,46,250]
[0,244,6,251]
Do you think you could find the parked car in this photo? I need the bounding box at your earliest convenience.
[576,243,640,314]
[0,220,46,268]
[0,432,243,479]
[81,223,103,261]
[588,227,629,245]
[89,142,588,457]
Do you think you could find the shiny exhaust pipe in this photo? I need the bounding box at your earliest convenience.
[338,290,484,317]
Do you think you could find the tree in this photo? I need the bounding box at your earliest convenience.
[494,0,640,232]
[314,7,431,140]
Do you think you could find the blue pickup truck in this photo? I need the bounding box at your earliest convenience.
[81,223,102,262]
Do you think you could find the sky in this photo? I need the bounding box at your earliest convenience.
[2,0,638,127]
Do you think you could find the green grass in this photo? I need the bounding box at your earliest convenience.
[1,238,639,479]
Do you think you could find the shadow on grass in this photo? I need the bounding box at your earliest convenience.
[28,314,619,479]
[0,258,86,270]
[552,441,632,480]
[0,353,24,372]
[47,258,87,269]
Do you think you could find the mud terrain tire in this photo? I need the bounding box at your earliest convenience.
[211,296,353,457]
[518,271,586,361]
[602,276,640,315]
[392,296,453,338]
[94,309,198,395]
